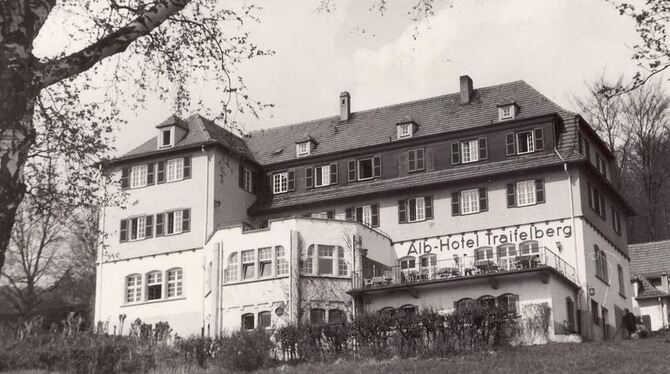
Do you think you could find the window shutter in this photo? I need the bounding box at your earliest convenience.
[345,208,353,221]
[408,150,416,171]
[424,196,433,219]
[183,156,192,178]
[535,179,545,203]
[266,172,273,194]
[534,129,544,150]
[145,215,154,238]
[348,161,356,182]
[399,152,408,174]
[478,187,488,211]
[305,168,313,189]
[506,133,516,155]
[372,156,382,177]
[330,163,338,184]
[478,138,488,160]
[120,219,128,242]
[587,183,594,211]
[239,164,245,188]
[147,163,155,185]
[451,192,461,216]
[416,149,425,170]
[157,161,165,184]
[398,200,407,223]
[600,196,607,220]
[155,214,164,236]
[121,168,130,189]
[287,170,295,191]
[182,209,191,232]
[451,143,460,165]
[371,204,379,227]
[506,183,516,207]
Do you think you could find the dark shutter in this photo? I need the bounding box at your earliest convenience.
[348,160,356,182]
[424,196,433,219]
[416,149,425,170]
[507,183,516,207]
[266,172,273,194]
[147,163,155,185]
[398,200,407,223]
[183,156,191,178]
[327,211,335,219]
[451,192,460,216]
[182,209,191,232]
[120,219,128,242]
[287,170,295,191]
[145,215,154,238]
[408,150,416,171]
[345,208,353,221]
[587,182,594,211]
[478,187,488,211]
[399,152,408,174]
[155,213,164,236]
[535,179,545,203]
[305,168,313,189]
[239,164,245,188]
[372,156,382,177]
[534,129,544,150]
[371,204,379,227]
[600,196,607,220]
[451,143,460,165]
[330,163,338,184]
[478,138,488,160]
[506,133,516,155]
[121,168,130,189]
[157,161,165,184]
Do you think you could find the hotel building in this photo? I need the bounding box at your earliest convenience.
[95,76,633,341]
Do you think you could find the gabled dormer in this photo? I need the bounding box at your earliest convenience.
[497,102,518,121]
[396,120,418,140]
[296,136,317,158]
[156,115,188,149]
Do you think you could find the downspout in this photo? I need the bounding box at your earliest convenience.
[351,232,356,321]
[202,145,210,336]
[95,164,107,332]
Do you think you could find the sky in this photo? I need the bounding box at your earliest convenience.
[43,0,651,155]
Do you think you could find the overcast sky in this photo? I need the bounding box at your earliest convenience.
[75,0,653,154]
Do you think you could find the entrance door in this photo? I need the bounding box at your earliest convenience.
[602,307,609,340]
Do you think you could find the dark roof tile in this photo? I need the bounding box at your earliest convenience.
[629,240,670,278]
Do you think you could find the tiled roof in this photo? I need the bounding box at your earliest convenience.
[636,288,670,300]
[629,240,670,278]
[244,80,576,165]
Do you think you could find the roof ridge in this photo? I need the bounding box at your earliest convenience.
[245,80,529,136]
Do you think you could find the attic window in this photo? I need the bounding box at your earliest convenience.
[161,129,173,147]
[498,104,516,121]
[296,142,311,157]
[397,123,413,139]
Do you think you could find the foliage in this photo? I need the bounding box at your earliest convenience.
[214,329,274,372]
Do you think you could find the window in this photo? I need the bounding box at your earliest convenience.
[452,188,487,216]
[307,164,337,188]
[224,253,239,282]
[346,204,379,227]
[126,274,142,303]
[242,250,255,280]
[566,297,576,332]
[161,129,172,147]
[317,245,336,275]
[310,211,335,219]
[497,244,517,270]
[349,156,381,181]
[399,304,418,315]
[398,196,433,223]
[124,215,152,242]
[258,311,271,329]
[302,245,314,274]
[276,246,289,276]
[166,158,184,182]
[420,254,437,274]
[310,308,326,324]
[507,180,545,207]
[475,247,494,262]
[164,209,190,235]
[595,153,608,178]
[588,182,607,219]
[612,207,622,234]
[519,241,540,255]
[240,166,253,192]
[591,300,599,325]
[618,264,625,296]
[594,245,608,282]
[506,129,544,155]
[498,104,516,120]
[258,247,273,278]
[451,138,487,165]
[146,271,162,301]
[130,165,148,188]
[167,268,183,298]
[407,149,425,172]
[296,142,310,157]
[455,298,475,311]
[272,171,294,194]
[399,257,415,270]
[337,247,347,276]
[498,294,519,314]
[242,313,255,330]
[397,123,412,138]
[328,309,346,324]
[478,295,496,309]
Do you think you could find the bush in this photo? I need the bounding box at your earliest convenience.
[213,329,274,371]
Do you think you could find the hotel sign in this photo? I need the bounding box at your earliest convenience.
[400,222,572,256]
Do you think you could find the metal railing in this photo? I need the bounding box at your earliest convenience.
[354,246,576,289]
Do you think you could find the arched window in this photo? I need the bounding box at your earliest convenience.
[399,304,418,315]
[276,246,289,276]
[478,295,496,309]
[126,274,142,303]
[594,245,608,280]
[328,309,346,323]
[258,311,271,329]
[146,271,162,300]
[166,268,183,298]
[337,247,347,276]
[310,308,326,324]
[455,298,475,311]
[497,293,519,315]
[302,245,314,274]
[224,252,239,282]
[241,313,255,330]
[519,240,539,255]
[497,244,517,271]
[379,307,396,317]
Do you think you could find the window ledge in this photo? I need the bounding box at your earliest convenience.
[122,296,186,308]
[222,275,289,286]
[595,275,609,286]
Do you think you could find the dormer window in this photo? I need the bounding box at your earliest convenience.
[161,128,173,148]
[498,104,517,121]
[396,122,416,139]
[296,140,314,157]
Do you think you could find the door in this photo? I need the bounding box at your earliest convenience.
[602,307,609,340]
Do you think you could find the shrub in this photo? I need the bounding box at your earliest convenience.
[213,329,274,371]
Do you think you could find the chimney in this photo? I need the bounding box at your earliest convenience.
[662,272,669,292]
[460,75,473,104]
[340,91,351,122]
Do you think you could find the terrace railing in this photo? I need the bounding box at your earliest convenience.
[355,246,576,289]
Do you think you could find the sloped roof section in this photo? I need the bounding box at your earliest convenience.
[244,80,576,165]
[636,288,670,300]
[629,240,670,278]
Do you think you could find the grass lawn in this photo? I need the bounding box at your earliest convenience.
[251,336,670,374]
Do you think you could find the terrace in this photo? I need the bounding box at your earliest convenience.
[353,246,576,291]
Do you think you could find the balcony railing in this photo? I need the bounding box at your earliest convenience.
[354,246,576,290]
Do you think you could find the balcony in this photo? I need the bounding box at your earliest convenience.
[354,246,576,290]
